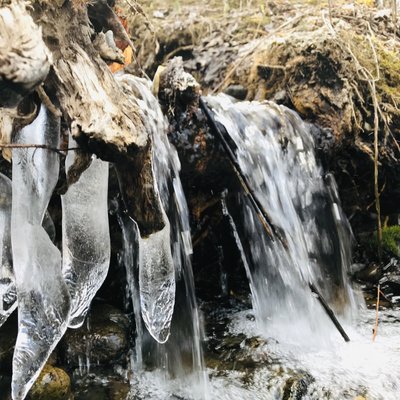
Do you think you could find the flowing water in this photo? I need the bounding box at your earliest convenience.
[118,92,399,400]
[116,76,209,398]
[204,94,358,345]
[1,78,399,400]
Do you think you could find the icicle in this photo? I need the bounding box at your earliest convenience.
[139,212,175,344]
[115,74,176,344]
[62,137,110,329]
[118,212,143,369]
[0,173,16,327]
[11,105,71,400]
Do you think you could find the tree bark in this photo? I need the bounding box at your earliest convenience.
[0,0,165,235]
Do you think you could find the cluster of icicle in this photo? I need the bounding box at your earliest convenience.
[116,75,207,391]
[0,83,177,399]
[0,104,110,399]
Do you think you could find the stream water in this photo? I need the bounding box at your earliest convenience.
[120,86,399,400]
[116,76,209,398]
[1,77,399,400]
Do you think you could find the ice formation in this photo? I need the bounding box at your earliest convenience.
[0,173,16,327]
[118,76,207,395]
[62,138,110,329]
[11,105,71,400]
[117,74,177,345]
[139,216,176,343]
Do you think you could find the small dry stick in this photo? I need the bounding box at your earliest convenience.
[372,284,381,342]
[0,143,79,156]
[393,0,398,38]
[36,86,62,118]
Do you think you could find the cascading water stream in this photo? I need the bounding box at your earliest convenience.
[204,94,358,346]
[116,75,209,399]
[0,73,397,400]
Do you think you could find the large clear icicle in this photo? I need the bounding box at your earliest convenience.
[0,173,16,327]
[117,76,208,395]
[116,74,176,344]
[139,214,175,344]
[11,105,71,400]
[62,139,110,329]
[0,176,56,329]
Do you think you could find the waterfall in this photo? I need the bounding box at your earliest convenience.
[1,74,393,400]
[116,75,209,399]
[204,94,358,347]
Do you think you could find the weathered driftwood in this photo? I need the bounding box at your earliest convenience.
[0,0,165,235]
[0,1,51,108]
[116,150,165,238]
[157,58,236,196]
[29,1,146,161]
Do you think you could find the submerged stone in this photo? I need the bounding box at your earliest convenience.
[27,364,71,400]
[223,85,248,100]
[282,373,315,400]
[72,370,130,400]
[61,303,129,368]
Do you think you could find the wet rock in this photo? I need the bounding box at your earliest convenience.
[0,313,17,374]
[206,326,269,373]
[61,303,129,368]
[244,336,264,349]
[379,258,400,302]
[282,373,314,400]
[354,263,382,284]
[272,89,287,104]
[72,370,129,400]
[27,364,71,400]
[223,85,248,100]
[0,375,11,399]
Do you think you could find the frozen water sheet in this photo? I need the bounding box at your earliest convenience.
[139,216,176,344]
[11,105,71,400]
[62,143,110,329]
[0,173,16,327]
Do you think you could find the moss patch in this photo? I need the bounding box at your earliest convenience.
[363,225,400,257]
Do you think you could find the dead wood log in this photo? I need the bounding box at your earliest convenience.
[156,58,237,195]
[115,147,165,238]
[0,1,51,108]
[0,0,165,236]
[29,1,147,161]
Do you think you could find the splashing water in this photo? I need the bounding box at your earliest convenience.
[11,105,71,400]
[117,75,209,398]
[210,306,400,400]
[62,137,110,329]
[1,74,395,400]
[204,94,359,347]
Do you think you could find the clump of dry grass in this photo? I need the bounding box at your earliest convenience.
[71,0,93,11]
